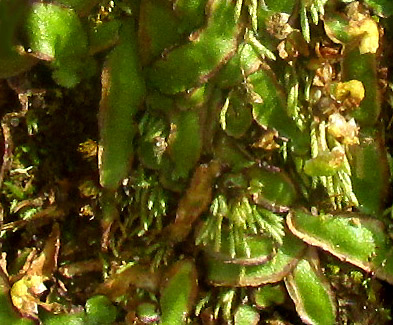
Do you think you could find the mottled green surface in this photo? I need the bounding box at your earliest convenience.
[342,51,380,126]
[206,232,276,264]
[168,109,201,179]
[26,3,87,59]
[253,284,286,308]
[285,257,336,325]
[99,21,145,189]
[1,0,393,323]
[234,305,259,325]
[207,232,306,286]
[248,167,297,208]
[349,129,388,216]
[160,261,197,325]
[85,295,117,324]
[288,210,389,273]
[250,69,309,155]
[147,0,239,94]
[214,43,261,88]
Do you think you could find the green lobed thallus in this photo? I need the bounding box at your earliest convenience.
[2,0,393,324]
[147,0,241,94]
[0,0,37,79]
[98,20,146,190]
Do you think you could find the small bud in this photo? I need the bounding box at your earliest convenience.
[304,147,345,177]
[348,17,379,54]
[334,80,365,106]
[327,113,359,145]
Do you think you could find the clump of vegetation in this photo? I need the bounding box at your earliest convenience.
[1,0,393,323]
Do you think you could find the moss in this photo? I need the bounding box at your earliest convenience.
[1,0,393,323]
